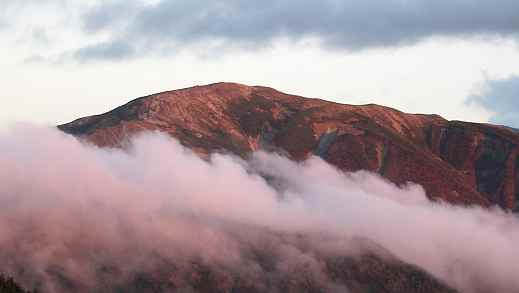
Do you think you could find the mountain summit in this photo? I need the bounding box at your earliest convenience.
[60,82,519,210]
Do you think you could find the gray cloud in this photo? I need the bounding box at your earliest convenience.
[466,76,519,128]
[82,1,139,34]
[73,39,136,61]
[72,0,519,61]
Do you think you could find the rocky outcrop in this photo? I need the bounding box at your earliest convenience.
[427,121,519,210]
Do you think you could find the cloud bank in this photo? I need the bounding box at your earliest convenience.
[466,75,519,128]
[2,125,519,292]
[71,0,519,60]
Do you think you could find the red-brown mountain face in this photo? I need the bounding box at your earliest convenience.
[59,82,519,210]
[59,81,519,292]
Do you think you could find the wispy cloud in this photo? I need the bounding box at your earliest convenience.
[2,125,519,291]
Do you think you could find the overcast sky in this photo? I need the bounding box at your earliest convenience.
[1,0,519,127]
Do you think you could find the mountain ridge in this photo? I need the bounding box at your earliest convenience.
[59,82,519,209]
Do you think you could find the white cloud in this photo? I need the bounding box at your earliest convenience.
[2,125,519,292]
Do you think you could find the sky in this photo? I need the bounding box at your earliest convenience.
[1,0,519,128]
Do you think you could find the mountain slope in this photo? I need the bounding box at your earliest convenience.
[59,82,519,210]
[57,81,519,292]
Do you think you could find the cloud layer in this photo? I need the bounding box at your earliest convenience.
[466,75,519,128]
[2,125,519,292]
[70,0,519,60]
[4,0,519,62]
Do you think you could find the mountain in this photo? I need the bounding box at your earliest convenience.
[60,82,519,210]
[52,82,519,292]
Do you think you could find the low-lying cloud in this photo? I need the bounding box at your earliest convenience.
[1,125,519,292]
[466,75,519,128]
[73,0,519,61]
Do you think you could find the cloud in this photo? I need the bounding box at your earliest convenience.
[73,39,136,61]
[70,0,519,61]
[2,125,519,292]
[30,27,50,44]
[0,1,13,29]
[466,75,519,128]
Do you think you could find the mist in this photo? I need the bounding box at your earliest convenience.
[1,124,519,292]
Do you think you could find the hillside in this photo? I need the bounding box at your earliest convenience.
[60,82,519,210]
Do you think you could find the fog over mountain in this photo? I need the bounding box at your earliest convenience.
[1,123,519,292]
[2,0,519,291]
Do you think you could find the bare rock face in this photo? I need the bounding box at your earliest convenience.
[60,82,519,209]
